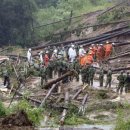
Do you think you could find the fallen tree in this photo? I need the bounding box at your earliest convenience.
[44,70,77,89]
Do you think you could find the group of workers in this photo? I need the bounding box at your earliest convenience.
[27,41,113,67]
[2,41,129,95]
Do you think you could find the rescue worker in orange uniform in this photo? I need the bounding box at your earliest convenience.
[104,41,114,59]
[84,52,94,65]
[96,44,105,63]
[88,47,95,57]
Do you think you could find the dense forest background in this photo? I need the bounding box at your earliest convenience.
[0,0,115,46]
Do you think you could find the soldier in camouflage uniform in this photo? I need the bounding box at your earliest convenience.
[99,67,104,87]
[89,65,96,86]
[73,59,80,81]
[62,60,69,83]
[117,71,125,94]
[124,72,130,93]
[3,68,10,89]
[81,64,90,85]
[40,66,47,88]
[105,68,112,88]
[46,60,54,79]
[68,62,74,81]
[81,66,86,85]
[56,58,63,78]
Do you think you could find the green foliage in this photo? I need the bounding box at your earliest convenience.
[65,113,94,125]
[0,101,6,117]
[9,99,43,125]
[34,0,113,42]
[65,103,94,125]
[0,0,37,46]
[115,109,130,130]
[35,0,58,8]
[97,7,127,23]
[0,0,113,46]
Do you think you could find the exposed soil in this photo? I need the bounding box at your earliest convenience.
[0,110,35,130]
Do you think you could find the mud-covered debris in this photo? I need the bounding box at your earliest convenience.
[1,110,33,126]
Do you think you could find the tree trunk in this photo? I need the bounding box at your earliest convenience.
[44,70,76,89]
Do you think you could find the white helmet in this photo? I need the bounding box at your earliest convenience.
[40,51,43,54]
[80,45,83,48]
[106,41,109,44]
[112,42,115,45]
[71,45,75,47]
[46,51,49,53]
[54,49,57,54]
[29,48,31,51]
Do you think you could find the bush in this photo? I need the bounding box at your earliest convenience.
[9,99,43,125]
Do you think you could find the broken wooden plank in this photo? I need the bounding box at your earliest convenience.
[72,85,87,100]
[60,91,69,125]
[40,82,60,107]
[11,88,41,104]
[78,93,89,115]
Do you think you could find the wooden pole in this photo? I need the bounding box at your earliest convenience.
[78,94,89,115]
[72,85,87,100]
[60,91,69,125]
[40,82,60,107]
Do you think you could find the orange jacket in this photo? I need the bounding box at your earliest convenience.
[104,44,112,58]
[80,54,93,66]
[96,46,105,60]
[104,44,112,52]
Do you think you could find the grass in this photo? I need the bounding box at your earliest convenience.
[65,113,94,125]
[115,103,130,130]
